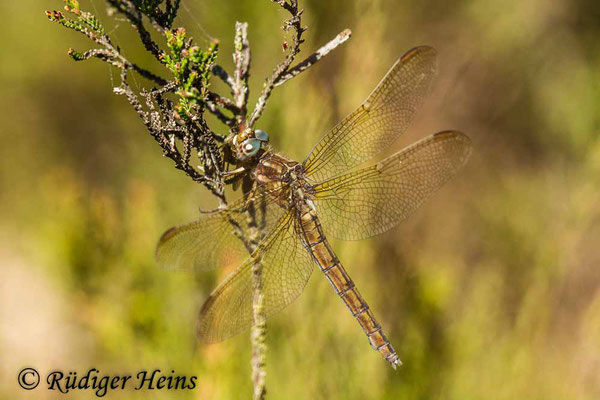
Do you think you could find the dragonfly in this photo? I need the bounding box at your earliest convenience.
[156,46,472,368]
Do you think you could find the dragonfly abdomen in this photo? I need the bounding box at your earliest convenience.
[297,206,402,368]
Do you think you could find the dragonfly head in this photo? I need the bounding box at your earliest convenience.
[232,129,270,162]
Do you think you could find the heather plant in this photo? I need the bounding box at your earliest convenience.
[46,1,350,398]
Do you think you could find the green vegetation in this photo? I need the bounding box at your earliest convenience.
[162,28,218,118]
[1,0,599,399]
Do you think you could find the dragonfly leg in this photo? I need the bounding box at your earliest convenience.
[221,166,248,184]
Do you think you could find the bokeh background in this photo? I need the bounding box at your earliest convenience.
[1,0,600,399]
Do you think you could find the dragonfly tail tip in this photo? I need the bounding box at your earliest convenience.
[389,356,403,370]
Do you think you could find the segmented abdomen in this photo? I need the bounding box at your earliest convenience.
[296,205,401,368]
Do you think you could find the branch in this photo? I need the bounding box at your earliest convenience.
[248,0,305,127]
[251,259,267,400]
[46,8,167,86]
[106,0,163,61]
[113,71,224,198]
[205,97,236,127]
[233,22,251,126]
[212,64,236,90]
[248,196,267,400]
[275,28,351,87]
[207,91,241,115]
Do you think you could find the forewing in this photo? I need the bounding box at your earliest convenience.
[197,210,316,343]
[303,46,437,182]
[155,189,285,272]
[312,131,472,240]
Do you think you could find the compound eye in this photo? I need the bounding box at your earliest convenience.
[241,138,261,157]
[255,129,269,142]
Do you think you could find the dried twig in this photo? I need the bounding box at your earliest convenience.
[106,0,164,61]
[251,258,267,400]
[212,64,236,90]
[249,0,306,127]
[275,28,352,87]
[248,198,266,400]
[233,22,251,126]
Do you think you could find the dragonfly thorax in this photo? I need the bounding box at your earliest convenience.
[253,152,315,209]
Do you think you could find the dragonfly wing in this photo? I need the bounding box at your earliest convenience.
[303,46,437,182]
[156,190,285,272]
[197,210,315,343]
[312,131,472,240]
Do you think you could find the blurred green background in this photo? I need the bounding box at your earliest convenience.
[1,0,600,399]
